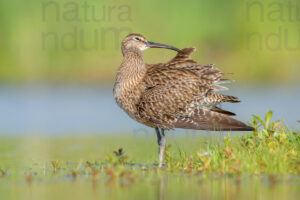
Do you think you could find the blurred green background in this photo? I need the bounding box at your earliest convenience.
[1,0,300,84]
[0,2,299,199]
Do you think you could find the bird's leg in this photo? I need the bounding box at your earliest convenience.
[155,128,166,168]
[159,129,166,168]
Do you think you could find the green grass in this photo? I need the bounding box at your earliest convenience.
[163,111,300,174]
[0,112,299,200]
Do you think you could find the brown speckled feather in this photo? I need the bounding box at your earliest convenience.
[114,34,253,167]
[114,35,253,132]
[136,48,252,130]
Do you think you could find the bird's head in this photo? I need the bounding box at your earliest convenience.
[121,33,180,55]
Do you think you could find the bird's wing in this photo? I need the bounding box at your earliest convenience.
[169,47,197,63]
[139,64,205,129]
[174,108,254,131]
[137,83,199,130]
[146,47,238,107]
[137,83,252,131]
[167,47,234,91]
[139,47,253,131]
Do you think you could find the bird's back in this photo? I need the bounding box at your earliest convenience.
[136,47,253,131]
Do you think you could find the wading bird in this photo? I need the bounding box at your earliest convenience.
[113,33,254,167]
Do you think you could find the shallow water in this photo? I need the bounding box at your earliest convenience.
[0,84,299,135]
[0,135,299,200]
[1,171,299,200]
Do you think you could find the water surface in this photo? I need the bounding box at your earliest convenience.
[0,85,299,135]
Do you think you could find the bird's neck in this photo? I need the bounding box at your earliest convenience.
[116,51,146,84]
[113,50,146,116]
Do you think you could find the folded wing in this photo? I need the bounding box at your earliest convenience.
[138,47,253,131]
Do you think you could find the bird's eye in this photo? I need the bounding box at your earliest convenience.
[135,37,140,41]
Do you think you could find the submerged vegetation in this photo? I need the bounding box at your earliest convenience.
[0,111,299,199]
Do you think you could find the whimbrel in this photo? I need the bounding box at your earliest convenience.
[113,33,254,167]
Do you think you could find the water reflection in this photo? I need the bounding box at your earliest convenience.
[158,177,165,200]
[0,85,299,135]
[0,158,299,200]
[151,173,299,200]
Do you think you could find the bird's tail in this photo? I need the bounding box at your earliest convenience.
[174,108,254,131]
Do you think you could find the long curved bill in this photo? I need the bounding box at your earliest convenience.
[146,41,180,52]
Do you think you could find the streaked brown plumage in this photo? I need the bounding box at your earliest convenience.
[113,33,254,167]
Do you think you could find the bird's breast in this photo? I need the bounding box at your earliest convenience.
[113,80,145,120]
